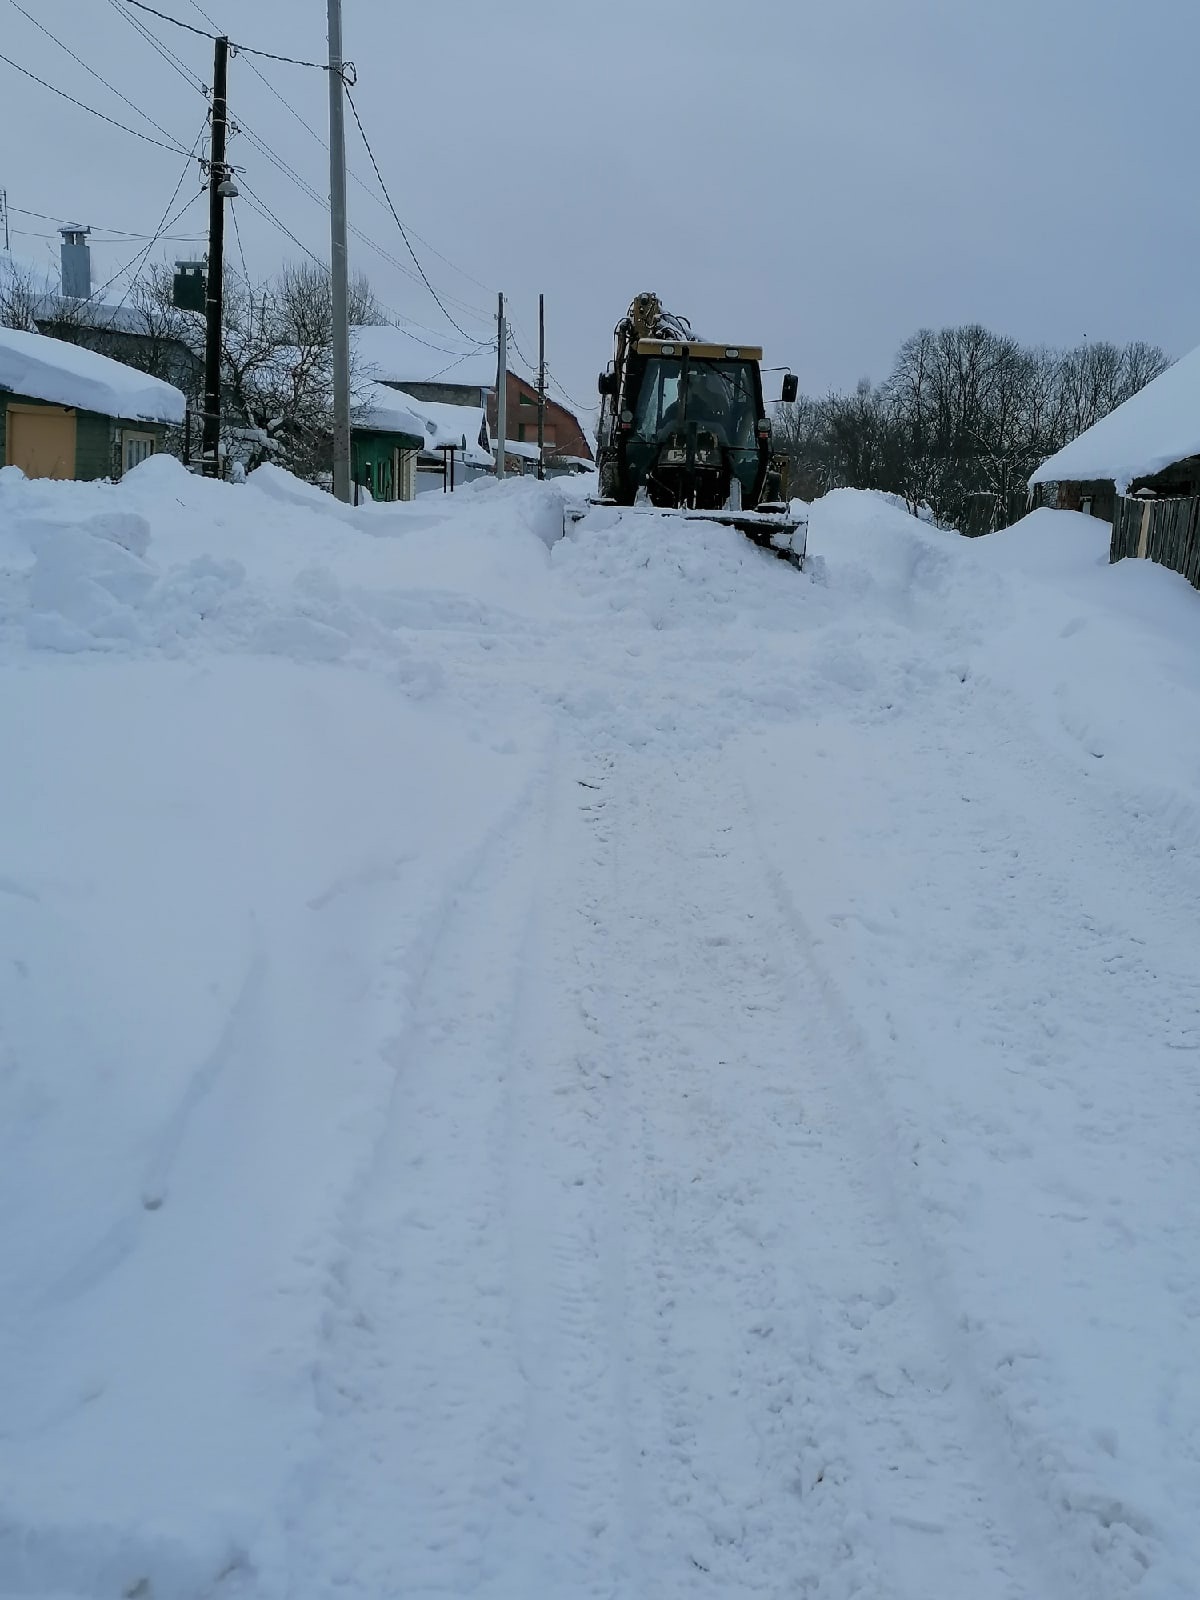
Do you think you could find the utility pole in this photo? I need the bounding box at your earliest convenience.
[0,190,9,253]
[496,291,507,481]
[201,35,230,477]
[327,0,352,503]
[537,292,546,480]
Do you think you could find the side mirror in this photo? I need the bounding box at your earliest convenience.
[598,371,616,396]
[781,373,798,404]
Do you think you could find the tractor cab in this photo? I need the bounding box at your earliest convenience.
[600,339,795,513]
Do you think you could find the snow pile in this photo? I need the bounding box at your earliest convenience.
[0,325,185,424]
[0,456,571,661]
[1,467,1199,1600]
[1029,341,1199,491]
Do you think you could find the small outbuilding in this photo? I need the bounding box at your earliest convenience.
[352,382,429,502]
[0,325,185,481]
[1029,343,1199,520]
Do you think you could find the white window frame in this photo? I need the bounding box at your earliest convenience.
[122,430,157,476]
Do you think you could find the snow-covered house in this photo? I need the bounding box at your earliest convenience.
[352,381,428,502]
[351,322,594,475]
[0,325,185,482]
[352,324,504,410]
[1030,344,1199,521]
[398,393,494,493]
[1,249,204,404]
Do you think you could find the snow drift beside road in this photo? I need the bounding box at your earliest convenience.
[1,467,1198,1600]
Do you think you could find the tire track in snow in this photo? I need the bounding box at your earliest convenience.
[282,753,558,1600]
[502,747,643,1597]
[734,754,1111,1600]
[595,749,1055,1600]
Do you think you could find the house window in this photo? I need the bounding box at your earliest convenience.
[122,431,156,475]
[517,422,527,442]
[519,393,536,406]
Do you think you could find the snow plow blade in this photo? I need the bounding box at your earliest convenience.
[565,499,808,569]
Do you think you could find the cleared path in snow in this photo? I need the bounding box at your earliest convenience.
[281,735,1100,1600]
[3,475,1198,1600]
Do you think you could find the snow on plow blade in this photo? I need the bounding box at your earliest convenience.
[566,499,809,568]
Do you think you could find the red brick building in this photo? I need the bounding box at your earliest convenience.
[489,371,593,466]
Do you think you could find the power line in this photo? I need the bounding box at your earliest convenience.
[228,196,251,286]
[0,47,197,155]
[7,203,204,239]
[122,0,330,69]
[236,177,329,274]
[177,0,493,330]
[85,121,208,325]
[509,314,590,416]
[227,100,490,334]
[5,0,184,148]
[236,179,489,359]
[120,0,212,40]
[185,0,496,304]
[104,0,208,95]
[11,227,205,243]
[344,85,484,343]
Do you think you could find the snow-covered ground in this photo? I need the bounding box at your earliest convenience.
[1,461,1198,1600]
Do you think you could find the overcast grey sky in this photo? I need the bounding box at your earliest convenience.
[4,0,1198,418]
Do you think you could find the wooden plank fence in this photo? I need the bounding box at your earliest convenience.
[1110,495,1200,588]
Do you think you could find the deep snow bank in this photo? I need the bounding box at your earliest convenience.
[1,469,1198,1599]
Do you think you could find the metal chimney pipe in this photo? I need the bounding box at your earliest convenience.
[59,226,91,299]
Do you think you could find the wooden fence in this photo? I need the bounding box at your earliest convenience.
[1110,495,1200,588]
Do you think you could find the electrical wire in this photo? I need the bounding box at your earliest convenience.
[123,0,329,69]
[228,195,251,286]
[185,0,497,305]
[105,0,208,95]
[11,227,206,243]
[344,85,487,343]
[0,47,197,155]
[5,0,184,148]
[505,317,586,414]
[84,121,208,327]
[227,104,490,334]
[236,179,490,358]
[236,177,329,275]
[7,204,204,239]
[177,0,494,332]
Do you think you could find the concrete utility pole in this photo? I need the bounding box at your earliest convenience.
[537,292,546,480]
[327,0,352,503]
[496,291,507,481]
[201,35,230,477]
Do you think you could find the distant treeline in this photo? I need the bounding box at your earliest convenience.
[775,325,1170,530]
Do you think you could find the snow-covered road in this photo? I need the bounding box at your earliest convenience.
[1,463,1198,1599]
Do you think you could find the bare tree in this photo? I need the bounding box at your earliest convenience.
[778,324,1170,531]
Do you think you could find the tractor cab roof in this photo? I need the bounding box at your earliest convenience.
[635,339,764,362]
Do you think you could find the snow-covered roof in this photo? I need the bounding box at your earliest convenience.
[0,325,185,424]
[499,438,543,461]
[1029,345,1195,491]
[1,257,198,346]
[352,323,514,392]
[34,295,183,342]
[393,390,493,465]
[355,380,429,442]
